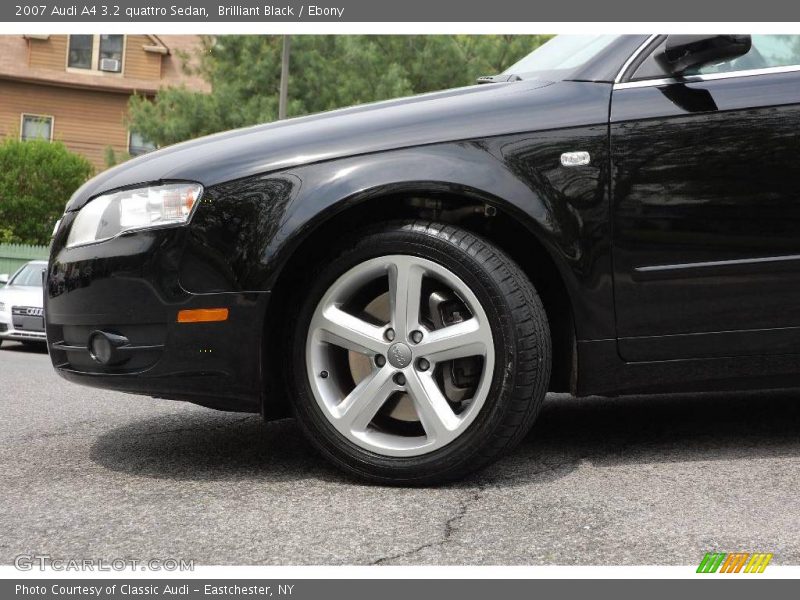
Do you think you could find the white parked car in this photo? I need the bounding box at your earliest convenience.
[0,260,47,347]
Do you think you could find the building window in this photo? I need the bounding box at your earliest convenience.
[20,114,53,141]
[98,35,123,72]
[67,35,124,73]
[128,131,156,156]
[67,34,93,69]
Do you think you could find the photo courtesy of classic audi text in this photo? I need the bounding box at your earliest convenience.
[1,0,800,597]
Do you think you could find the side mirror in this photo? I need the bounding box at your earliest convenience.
[660,35,751,76]
[0,274,8,285]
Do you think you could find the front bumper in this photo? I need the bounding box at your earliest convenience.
[0,321,47,343]
[0,306,47,343]
[46,212,268,413]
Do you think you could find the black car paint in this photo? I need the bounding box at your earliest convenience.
[612,70,800,362]
[47,35,800,412]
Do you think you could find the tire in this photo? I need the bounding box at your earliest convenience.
[286,221,551,485]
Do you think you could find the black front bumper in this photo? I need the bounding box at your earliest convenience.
[45,212,268,413]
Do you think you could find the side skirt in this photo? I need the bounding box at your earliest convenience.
[577,339,800,396]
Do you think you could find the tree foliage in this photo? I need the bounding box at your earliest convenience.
[0,140,93,245]
[128,35,551,146]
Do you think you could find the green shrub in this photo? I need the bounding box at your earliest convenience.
[0,139,93,245]
[104,145,131,169]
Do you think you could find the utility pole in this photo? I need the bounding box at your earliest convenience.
[278,35,290,120]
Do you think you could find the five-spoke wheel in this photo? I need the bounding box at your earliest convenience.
[306,254,495,456]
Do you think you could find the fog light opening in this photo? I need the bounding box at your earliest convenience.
[88,331,130,365]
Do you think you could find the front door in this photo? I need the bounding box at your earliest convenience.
[611,35,800,361]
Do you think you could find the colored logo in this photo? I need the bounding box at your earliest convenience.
[697,552,773,573]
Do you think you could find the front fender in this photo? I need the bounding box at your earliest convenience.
[181,132,614,340]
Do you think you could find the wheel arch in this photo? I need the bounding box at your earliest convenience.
[260,174,579,418]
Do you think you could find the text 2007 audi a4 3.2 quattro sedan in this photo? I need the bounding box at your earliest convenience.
[46,34,800,484]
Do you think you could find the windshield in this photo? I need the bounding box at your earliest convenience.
[9,264,45,287]
[502,34,622,80]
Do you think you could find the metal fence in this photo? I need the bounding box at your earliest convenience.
[0,243,49,279]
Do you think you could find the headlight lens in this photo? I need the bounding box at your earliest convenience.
[66,183,203,248]
[0,302,5,312]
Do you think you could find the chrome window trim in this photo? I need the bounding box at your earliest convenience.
[614,63,800,90]
[614,34,660,83]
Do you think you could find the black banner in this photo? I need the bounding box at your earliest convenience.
[3,0,800,22]
[5,579,800,600]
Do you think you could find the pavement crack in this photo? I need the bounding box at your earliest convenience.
[370,484,485,565]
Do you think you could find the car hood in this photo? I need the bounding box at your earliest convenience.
[0,286,44,309]
[66,79,612,212]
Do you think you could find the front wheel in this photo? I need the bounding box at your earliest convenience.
[287,221,551,484]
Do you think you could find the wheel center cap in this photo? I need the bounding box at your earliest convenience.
[387,342,413,368]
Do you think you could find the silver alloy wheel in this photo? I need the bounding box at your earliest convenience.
[305,254,495,457]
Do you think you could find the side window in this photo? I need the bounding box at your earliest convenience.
[631,35,800,81]
[68,34,93,69]
[21,114,53,142]
[98,35,124,72]
[687,35,800,75]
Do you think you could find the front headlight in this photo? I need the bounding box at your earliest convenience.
[66,182,203,248]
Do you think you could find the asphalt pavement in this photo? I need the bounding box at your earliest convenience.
[1,340,798,566]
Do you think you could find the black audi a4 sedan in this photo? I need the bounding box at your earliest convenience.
[47,34,800,483]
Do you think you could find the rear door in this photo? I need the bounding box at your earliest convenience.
[611,35,800,361]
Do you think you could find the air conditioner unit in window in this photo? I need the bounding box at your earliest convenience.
[99,58,121,72]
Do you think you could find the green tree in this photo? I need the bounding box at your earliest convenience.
[0,139,93,245]
[128,35,551,147]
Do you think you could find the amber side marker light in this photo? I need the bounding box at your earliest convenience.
[177,308,229,323]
